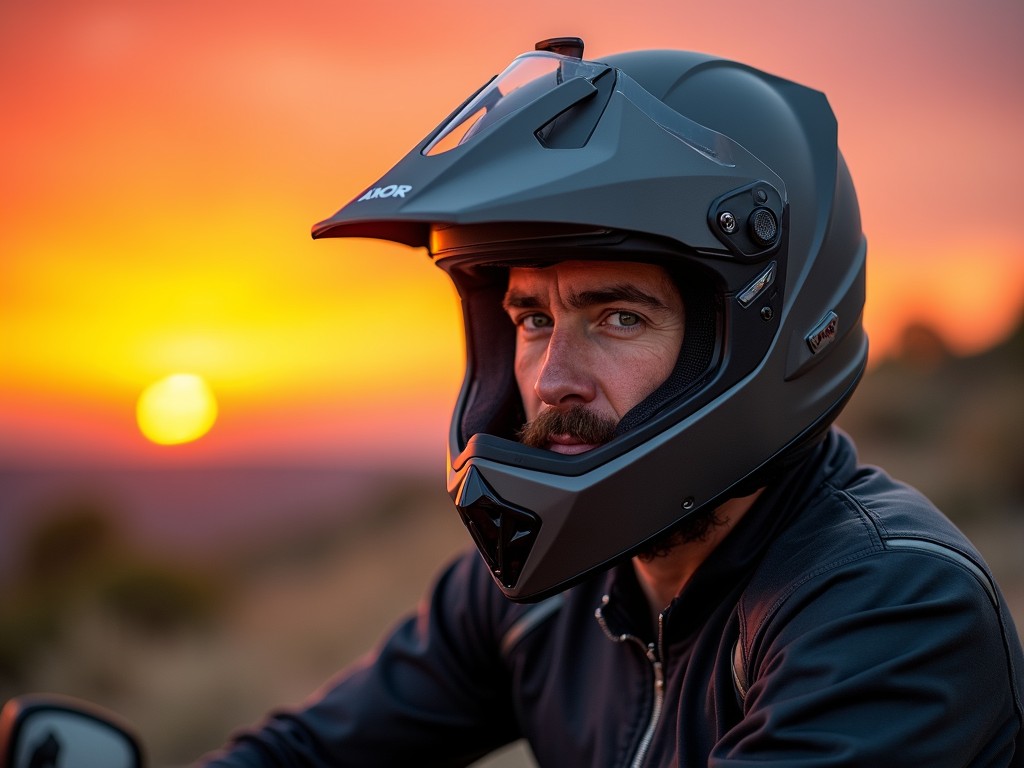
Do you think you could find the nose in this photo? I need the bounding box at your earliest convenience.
[533,326,596,408]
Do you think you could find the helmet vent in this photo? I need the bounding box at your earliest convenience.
[455,467,541,589]
[749,208,779,246]
[709,182,785,260]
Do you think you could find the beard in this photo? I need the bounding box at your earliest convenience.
[634,507,726,561]
[518,404,726,559]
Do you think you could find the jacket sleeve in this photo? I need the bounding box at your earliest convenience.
[197,551,521,767]
[715,548,1024,766]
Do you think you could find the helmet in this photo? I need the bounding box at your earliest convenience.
[313,38,867,602]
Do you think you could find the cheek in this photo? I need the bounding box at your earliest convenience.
[605,343,678,415]
[514,351,542,420]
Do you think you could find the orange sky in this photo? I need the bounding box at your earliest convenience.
[1,0,1022,467]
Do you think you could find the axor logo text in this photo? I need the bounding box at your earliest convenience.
[357,184,412,201]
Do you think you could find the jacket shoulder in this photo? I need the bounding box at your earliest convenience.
[727,439,1024,761]
[743,438,993,625]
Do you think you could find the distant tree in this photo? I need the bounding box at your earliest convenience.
[23,497,120,589]
[899,321,952,371]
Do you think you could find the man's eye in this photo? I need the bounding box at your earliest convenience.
[607,311,641,327]
[522,314,552,330]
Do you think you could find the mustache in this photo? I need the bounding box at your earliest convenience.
[518,405,618,449]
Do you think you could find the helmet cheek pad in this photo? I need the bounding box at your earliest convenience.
[448,264,522,443]
[312,44,867,601]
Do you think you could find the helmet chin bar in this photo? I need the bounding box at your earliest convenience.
[455,467,542,589]
[448,352,865,604]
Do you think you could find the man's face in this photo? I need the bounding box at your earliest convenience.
[503,260,684,455]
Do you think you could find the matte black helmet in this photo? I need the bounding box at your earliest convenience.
[313,38,867,602]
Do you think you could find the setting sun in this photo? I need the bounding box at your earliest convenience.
[137,373,219,446]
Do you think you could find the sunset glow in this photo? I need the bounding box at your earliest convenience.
[1,0,1021,467]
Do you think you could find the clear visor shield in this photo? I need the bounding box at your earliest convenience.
[423,50,738,168]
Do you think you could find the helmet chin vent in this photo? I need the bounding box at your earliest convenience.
[455,467,541,589]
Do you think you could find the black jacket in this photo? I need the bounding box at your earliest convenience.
[203,430,1024,766]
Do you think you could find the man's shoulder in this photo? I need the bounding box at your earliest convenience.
[817,447,987,569]
[738,434,996,633]
[783,430,982,565]
[728,449,1024,761]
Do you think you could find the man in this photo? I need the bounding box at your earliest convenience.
[203,38,1024,765]
[504,259,762,615]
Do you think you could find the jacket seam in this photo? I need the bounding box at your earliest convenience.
[500,594,564,658]
[735,484,886,702]
[877,543,1023,729]
[884,537,997,605]
[734,545,883,703]
[745,486,883,645]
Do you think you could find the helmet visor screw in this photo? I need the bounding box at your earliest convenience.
[718,211,737,233]
[760,306,774,321]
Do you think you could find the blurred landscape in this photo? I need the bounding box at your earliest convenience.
[1,315,1022,767]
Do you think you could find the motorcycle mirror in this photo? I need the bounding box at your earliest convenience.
[0,694,145,768]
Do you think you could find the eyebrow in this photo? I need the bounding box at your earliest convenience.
[502,284,671,312]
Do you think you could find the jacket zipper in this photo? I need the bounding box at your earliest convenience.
[596,598,667,768]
